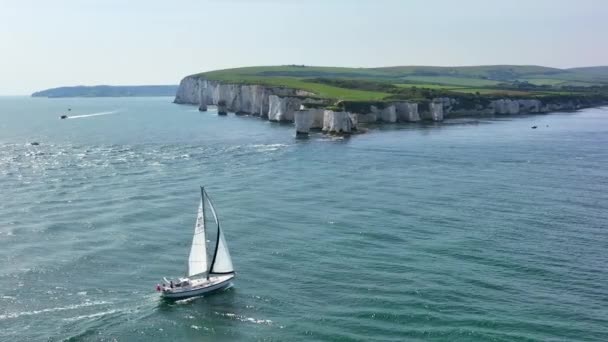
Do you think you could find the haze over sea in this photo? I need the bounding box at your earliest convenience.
[0,96,607,341]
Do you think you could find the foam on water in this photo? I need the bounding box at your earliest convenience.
[0,301,110,320]
[62,309,120,322]
[214,311,274,325]
[67,109,123,119]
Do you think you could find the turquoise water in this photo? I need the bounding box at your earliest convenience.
[1,97,607,341]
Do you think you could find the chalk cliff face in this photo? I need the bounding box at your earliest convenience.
[518,100,542,113]
[420,98,555,119]
[347,112,359,128]
[421,98,458,121]
[175,77,201,104]
[175,75,601,135]
[175,76,315,117]
[354,104,406,123]
[373,105,397,123]
[492,99,520,115]
[395,102,420,122]
[294,108,328,134]
[427,101,444,121]
[294,110,313,134]
[268,96,304,122]
[323,111,354,134]
[355,112,377,123]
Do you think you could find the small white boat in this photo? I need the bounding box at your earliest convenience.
[157,187,235,300]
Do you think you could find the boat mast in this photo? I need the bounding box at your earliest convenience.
[185,186,208,278]
[201,186,210,280]
[201,186,205,221]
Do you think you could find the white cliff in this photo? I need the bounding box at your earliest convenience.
[356,113,377,123]
[311,109,325,129]
[541,101,576,112]
[294,108,327,135]
[491,99,520,115]
[323,110,354,134]
[428,101,444,121]
[175,76,314,117]
[268,95,284,121]
[518,99,542,113]
[268,96,307,122]
[174,75,601,136]
[302,108,325,128]
[294,110,313,135]
[174,76,201,104]
[352,105,397,123]
[377,105,397,123]
[488,99,543,115]
[395,102,420,122]
[348,112,359,128]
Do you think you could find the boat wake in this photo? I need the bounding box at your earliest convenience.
[214,311,274,325]
[0,300,110,320]
[62,308,120,322]
[252,143,288,152]
[67,110,122,119]
[173,296,200,305]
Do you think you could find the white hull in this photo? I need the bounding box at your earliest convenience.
[161,274,234,300]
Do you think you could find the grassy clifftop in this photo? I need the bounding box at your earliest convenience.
[194,65,608,103]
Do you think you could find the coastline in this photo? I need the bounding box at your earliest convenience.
[174,75,607,136]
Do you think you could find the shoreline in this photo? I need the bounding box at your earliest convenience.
[174,76,607,136]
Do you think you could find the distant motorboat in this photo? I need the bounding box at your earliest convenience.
[157,187,235,300]
[60,115,68,119]
[531,126,537,129]
[30,142,40,146]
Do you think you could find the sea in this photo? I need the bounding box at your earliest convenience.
[0,96,607,341]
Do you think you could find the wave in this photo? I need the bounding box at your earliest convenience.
[62,309,119,322]
[251,143,288,152]
[67,110,122,119]
[0,300,110,320]
[214,311,273,325]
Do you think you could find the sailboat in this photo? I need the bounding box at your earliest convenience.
[157,187,235,299]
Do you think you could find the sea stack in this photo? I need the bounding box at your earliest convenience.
[217,100,227,115]
[322,110,355,135]
[294,110,313,137]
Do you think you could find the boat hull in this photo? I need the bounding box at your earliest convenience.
[160,274,234,300]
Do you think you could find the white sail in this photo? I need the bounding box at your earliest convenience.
[210,229,234,274]
[204,190,234,274]
[187,199,208,277]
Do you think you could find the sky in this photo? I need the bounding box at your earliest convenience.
[0,0,607,94]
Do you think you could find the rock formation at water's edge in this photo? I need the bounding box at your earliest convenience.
[174,75,604,135]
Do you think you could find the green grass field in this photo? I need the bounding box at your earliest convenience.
[448,88,532,96]
[394,84,468,90]
[194,65,608,103]
[399,76,501,87]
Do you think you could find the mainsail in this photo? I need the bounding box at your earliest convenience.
[187,197,208,277]
[187,187,234,278]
